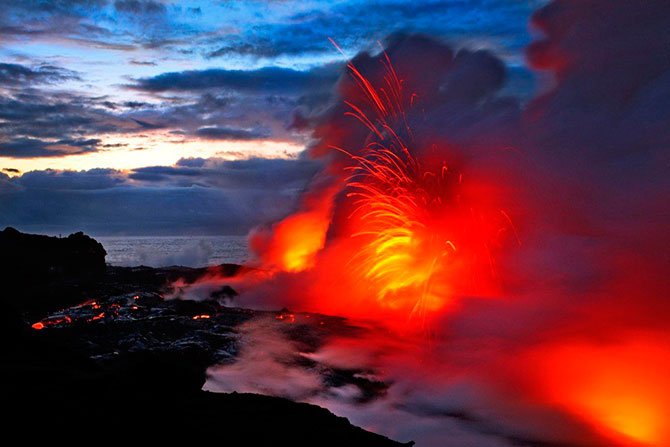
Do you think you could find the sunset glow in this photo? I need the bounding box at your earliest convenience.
[1,135,303,176]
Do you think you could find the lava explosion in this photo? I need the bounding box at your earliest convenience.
[250,42,517,322]
[180,5,670,445]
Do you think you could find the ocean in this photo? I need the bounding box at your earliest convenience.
[97,235,250,268]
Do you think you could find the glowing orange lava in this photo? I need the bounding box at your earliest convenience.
[88,312,105,322]
[271,211,330,272]
[275,312,296,323]
[31,315,72,329]
[531,335,670,446]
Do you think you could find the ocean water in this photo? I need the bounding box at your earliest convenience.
[97,235,250,268]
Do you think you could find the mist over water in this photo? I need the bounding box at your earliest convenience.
[98,236,249,268]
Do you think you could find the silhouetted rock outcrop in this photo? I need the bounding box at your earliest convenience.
[0,226,106,281]
[0,227,107,320]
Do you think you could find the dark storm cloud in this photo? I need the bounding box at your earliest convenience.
[1,0,108,13]
[114,0,166,15]
[129,157,321,190]
[127,165,204,183]
[0,0,183,51]
[0,137,101,158]
[0,157,320,235]
[0,0,540,71]
[125,64,340,142]
[17,167,126,190]
[129,59,157,66]
[205,0,538,61]
[0,60,331,158]
[196,126,270,141]
[206,38,328,60]
[130,65,340,94]
[0,0,111,42]
[0,90,150,157]
[0,63,79,86]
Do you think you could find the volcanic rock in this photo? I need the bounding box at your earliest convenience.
[2,228,410,446]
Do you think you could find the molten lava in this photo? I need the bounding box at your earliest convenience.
[340,143,514,317]
[253,42,516,321]
[267,211,330,272]
[531,335,670,446]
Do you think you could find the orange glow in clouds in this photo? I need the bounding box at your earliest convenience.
[531,335,670,446]
[339,143,514,318]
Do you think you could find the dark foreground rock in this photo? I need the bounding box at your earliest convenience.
[1,228,410,446]
[7,336,400,445]
[0,226,106,281]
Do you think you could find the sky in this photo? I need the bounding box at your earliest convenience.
[2,0,545,235]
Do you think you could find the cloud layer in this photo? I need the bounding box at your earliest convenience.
[0,156,320,235]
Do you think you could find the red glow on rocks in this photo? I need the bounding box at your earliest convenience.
[88,312,105,322]
[30,315,72,329]
[275,313,295,323]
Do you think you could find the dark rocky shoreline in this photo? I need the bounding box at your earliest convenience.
[1,227,411,446]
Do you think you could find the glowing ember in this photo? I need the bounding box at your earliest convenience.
[30,296,134,329]
[192,314,211,320]
[275,313,295,323]
[88,312,105,322]
[30,315,72,329]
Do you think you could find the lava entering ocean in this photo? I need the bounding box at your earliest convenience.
[175,6,670,445]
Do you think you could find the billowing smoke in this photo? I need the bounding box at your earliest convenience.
[180,1,670,445]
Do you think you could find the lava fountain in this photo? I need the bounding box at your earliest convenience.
[249,40,518,326]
